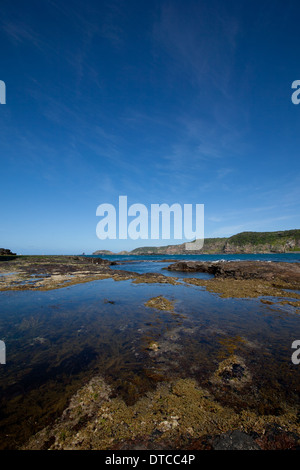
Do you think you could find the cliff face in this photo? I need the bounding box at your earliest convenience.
[223,230,300,254]
[223,243,292,254]
[126,230,300,255]
[93,230,300,255]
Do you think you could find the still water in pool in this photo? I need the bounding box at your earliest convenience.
[0,277,299,448]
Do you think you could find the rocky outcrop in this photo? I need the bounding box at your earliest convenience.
[167,260,300,284]
[87,257,115,266]
[0,248,16,256]
[22,375,300,450]
[92,250,115,255]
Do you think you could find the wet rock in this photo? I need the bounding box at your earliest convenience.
[157,417,179,432]
[210,355,251,389]
[167,260,300,285]
[31,337,47,345]
[145,296,175,311]
[114,439,171,450]
[22,376,300,451]
[167,261,216,274]
[260,299,274,305]
[88,257,112,266]
[220,363,245,381]
[255,424,300,450]
[148,342,160,352]
[212,430,261,450]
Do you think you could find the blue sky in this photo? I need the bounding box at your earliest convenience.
[1,0,300,254]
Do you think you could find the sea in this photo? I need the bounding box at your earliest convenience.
[88,252,300,276]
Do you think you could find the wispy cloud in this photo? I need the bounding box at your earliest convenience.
[211,215,294,238]
[1,20,41,48]
[153,1,240,96]
[48,0,125,46]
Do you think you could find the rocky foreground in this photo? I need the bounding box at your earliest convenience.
[1,256,300,449]
[23,374,300,450]
[0,255,178,291]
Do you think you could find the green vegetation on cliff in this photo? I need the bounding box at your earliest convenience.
[93,229,300,255]
[228,230,300,247]
[223,230,300,254]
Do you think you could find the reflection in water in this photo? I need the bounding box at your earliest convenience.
[0,277,299,448]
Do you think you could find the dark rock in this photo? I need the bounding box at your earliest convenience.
[220,364,245,381]
[167,260,300,284]
[0,248,16,256]
[89,257,112,266]
[212,430,261,450]
[255,424,300,450]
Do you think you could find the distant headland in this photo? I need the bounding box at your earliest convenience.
[93,229,300,256]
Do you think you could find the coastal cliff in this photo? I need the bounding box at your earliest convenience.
[93,229,300,255]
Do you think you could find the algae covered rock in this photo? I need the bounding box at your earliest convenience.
[144,296,175,311]
[210,355,251,389]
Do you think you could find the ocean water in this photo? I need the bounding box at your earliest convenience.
[88,252,300,263]
[110,260,213,279]
[87,252,300,277]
